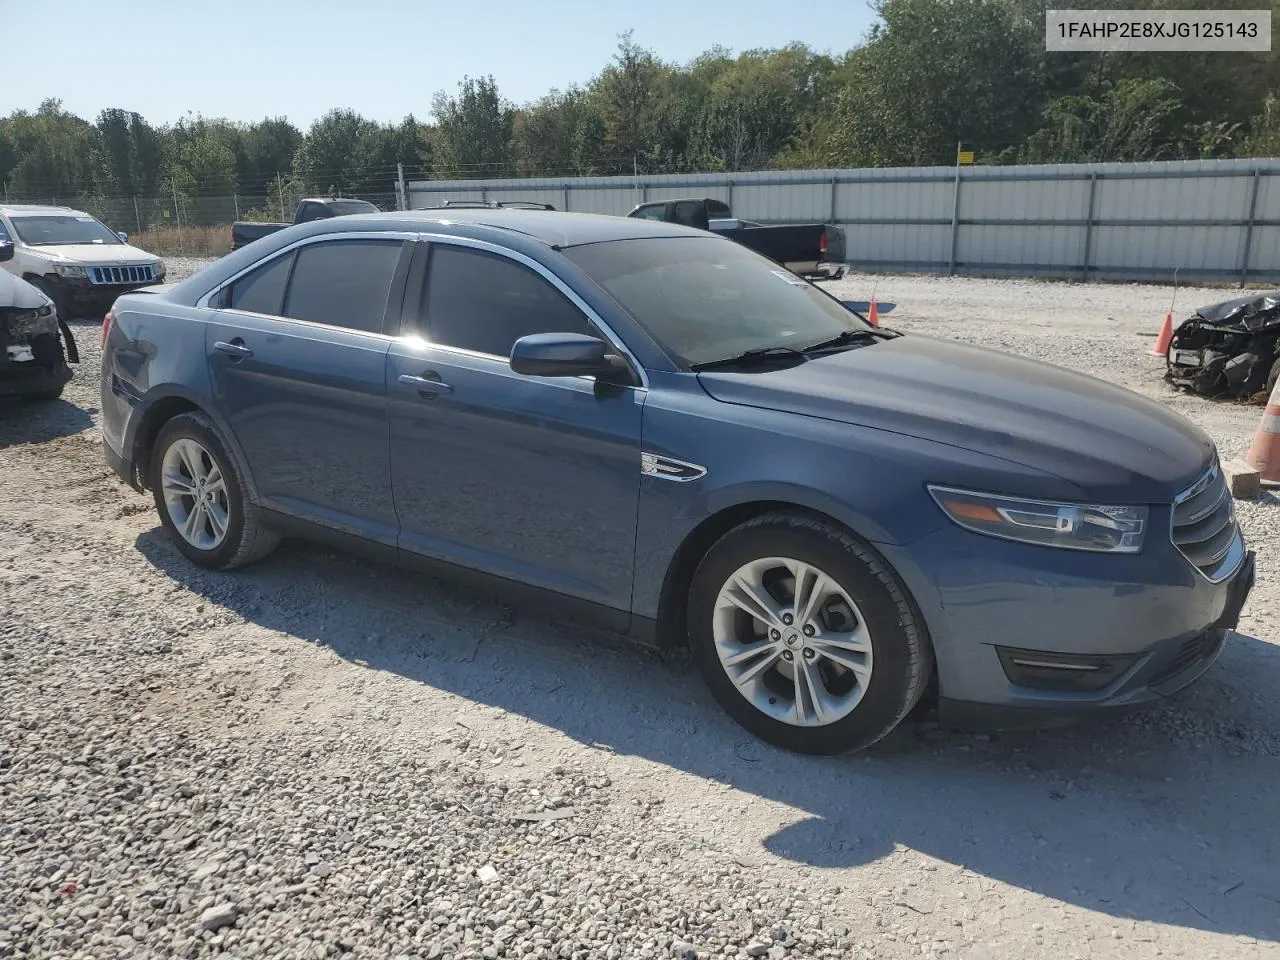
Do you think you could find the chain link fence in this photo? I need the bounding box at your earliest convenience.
[3,183,400,257]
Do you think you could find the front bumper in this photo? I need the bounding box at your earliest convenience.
[43,274,160,319]
[0,327,75,398]
[877,520,1255,732]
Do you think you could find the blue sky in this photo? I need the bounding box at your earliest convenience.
[6,0,880,128]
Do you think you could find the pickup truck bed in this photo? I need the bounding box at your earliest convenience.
[231,198,380,251]
[627,198,846,279]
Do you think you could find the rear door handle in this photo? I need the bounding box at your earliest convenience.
[399,372,453,397]
[213,340,253,359]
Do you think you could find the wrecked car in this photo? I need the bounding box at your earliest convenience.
[1166,290,1280,401]
[0,236,79,401]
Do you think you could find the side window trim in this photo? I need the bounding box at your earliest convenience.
[198,230,420,338]
[403,234,648,389]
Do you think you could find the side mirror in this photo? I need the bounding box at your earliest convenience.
[510,332,622,378]
[116,231,129,242]
[0,239,12,263]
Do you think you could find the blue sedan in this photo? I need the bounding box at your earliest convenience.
[100,209,1255,753]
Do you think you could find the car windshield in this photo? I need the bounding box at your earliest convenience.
[10,214,123,246]
[564,236,865,368]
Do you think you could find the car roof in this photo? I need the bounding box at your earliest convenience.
[0,204,87,217]
[339,208,709,248]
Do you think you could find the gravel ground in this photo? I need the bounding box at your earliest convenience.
[1,262,1278,960]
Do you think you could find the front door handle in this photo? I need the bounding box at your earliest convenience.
[213,339,253,359]
[399,372,453,397]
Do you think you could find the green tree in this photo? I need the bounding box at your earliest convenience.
[826,0,1048,166]
[240,117,303,183]
[294,108,384,193]
[94,108,163,196]
[0,99,98,199]
[431,76,513,178]
[1022,77,1183,163]
[175,135,237,196]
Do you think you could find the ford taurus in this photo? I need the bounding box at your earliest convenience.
[100,210,1255,754]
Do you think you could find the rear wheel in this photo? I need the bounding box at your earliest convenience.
[687,511,931,754]
[149,412,279,570]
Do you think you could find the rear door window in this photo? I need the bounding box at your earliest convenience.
[419,244,596,358]
[281,239,404,334]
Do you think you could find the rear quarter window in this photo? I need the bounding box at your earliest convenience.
[227,251,295,315]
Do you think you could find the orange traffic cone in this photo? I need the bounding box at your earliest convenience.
[1246,380,1280,483]
[867,297,880,327]
[1149,311,1174,357]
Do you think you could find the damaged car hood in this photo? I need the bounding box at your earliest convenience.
[0,270,53,311]
[697,333,1213,502]
[1192,290,1280,329]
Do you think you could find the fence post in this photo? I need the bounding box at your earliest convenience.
[1240,168,1261,288]
[396,163,406,211]
[172,179,184,255]
[233,193,240,220]
[829,177,838,223]
[948,165,962,276]
[1082,172,1098,281]
[277,173,286,221]
[563,185,570,212]
[726,178,733,211]
[133,196,142,236]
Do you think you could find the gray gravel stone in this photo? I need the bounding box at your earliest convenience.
[198,903,237,932]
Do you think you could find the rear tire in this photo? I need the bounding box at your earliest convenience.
[149,411,279,570]
[687,511,931,754]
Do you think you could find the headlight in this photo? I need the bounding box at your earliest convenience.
[54,264,87,278]
[928,486,1147,554]
[154,260,166,279]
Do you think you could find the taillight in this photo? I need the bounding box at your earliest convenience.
[102,310,114,349]
[819,230,828,255]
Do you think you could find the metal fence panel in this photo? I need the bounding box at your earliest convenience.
[402,158,1280,284]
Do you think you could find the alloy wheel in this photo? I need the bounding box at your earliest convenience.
[160,437,231,551]
[712,556,873,727]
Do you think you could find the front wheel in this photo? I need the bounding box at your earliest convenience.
[149,412,279,570]
[687,511,931,754]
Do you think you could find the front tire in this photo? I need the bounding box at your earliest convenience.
[149,412,279,570]
[687,511,931,755]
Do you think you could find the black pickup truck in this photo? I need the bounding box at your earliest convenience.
[626,198,847,279]
[231,197,380,251]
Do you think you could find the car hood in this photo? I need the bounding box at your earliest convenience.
[23,242,158,265]
[0,269,52,310]
[696,333,1213,502]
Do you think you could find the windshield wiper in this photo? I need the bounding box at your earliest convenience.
[801,328,897,353]
[689,345,808,371]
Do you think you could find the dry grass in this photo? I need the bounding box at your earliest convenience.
[129,225,232,258]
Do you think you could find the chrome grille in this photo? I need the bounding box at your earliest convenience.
[89,264,154,285]
[1171,462,1243,582]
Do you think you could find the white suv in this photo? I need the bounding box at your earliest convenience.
[0,204,165,320]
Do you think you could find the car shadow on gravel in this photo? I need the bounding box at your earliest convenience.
[0,397,94,448]
[136,532,1280,944]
